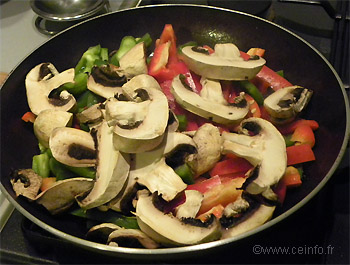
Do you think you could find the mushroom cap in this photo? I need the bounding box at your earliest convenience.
[33,109,73,148]
[171,74,249,125]
[49,127,96,167]
[10,169,42,201]
[181,44,265,80]
[35,177,94,215]
[25,63,76,115]
[222,117,287,195]
[78,121,130,210]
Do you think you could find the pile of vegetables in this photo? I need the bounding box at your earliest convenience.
[11,24,318,248]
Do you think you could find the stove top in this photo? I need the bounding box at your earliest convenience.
[0,0,349,264]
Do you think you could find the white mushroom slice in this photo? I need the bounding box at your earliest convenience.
[136,158,186,201]
[187,123,222,176]
[112,87,169,153]
[119,42,148,78]
[172,75,249,125]
[136,194,221,246]
[25,63,76,115]
[264,85,313,120]
[175,190,203,219]
[221,204,276,239]
[78,121,130,209]
[33,109,73,148]
[122,74,161,95]
[107,228,160,249]
[76,103,103,125]
[107,131,195,211]
[105,97,150,127]
[223,195,250,217]
[181,44,265,80]
[86,223,122,244]
[49,127,96,167]
[87,64,126,99]
[199,77,227,105]
[222,118,287,195]
[10,169,42,201]
[35,177,94,215]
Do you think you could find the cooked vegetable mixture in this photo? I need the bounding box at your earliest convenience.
[11,24,318,248]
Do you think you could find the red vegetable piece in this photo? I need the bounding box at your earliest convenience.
[21,111,36,123]
[40,177,56,192]
[186,175,221,194]
[290,124,315,147]
[209,155,253,177]
[255,65,293,91]
[245,94,261,118]
[283,166,302,188]
[277,119,319,135]
[286,144,316,165]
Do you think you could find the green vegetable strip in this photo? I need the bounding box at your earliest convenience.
[283,135,295,147]
[174,163,195,184]
[238,80,264,106]
[64,165,96,179]
[76,90,104,113]
[32,152,50,178]
[136,33,153,48]
[70,208,139,229]
[110,36,137,66]
[176,114,188,131]
[49,158,75,180]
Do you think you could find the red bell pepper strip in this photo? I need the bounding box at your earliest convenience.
[245,94,261,118]
[277,119,319,135]
[186,175,221,194]
[273,166,302,204]
[290,124,316,147]
[255,65,293,91]
[21,111,36,123]
[209,155,253,177]
[149,24,188,83]
[286,144,316,165]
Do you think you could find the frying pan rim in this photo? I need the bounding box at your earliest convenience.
[1,3,349,258]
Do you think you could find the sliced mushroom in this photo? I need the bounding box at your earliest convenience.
[186,123,222,176]
[33,109,73,148]
[49,127,96,167]
[119,42,148,78]
[222,117,287,195]
[10,169,42,201]
[76,103,104,125]
[25,63,76,115]
[78,121,130,209]
[172,74,249,125]
[35,177,94,215]
[174,190,203,219]
[106,131,196,211]
[136,157,187,202]
[122,74,161,94]
[181,43,266,80]
[86,223,121,244]
[199,77,227,105]
[221,203,275,239]
[107,228,160,249]
[264,85,313,123]
[111,87,169,153]
[87,64,126,99]
[136,193,221,246]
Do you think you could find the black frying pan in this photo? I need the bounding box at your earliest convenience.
[1,4,349,259]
